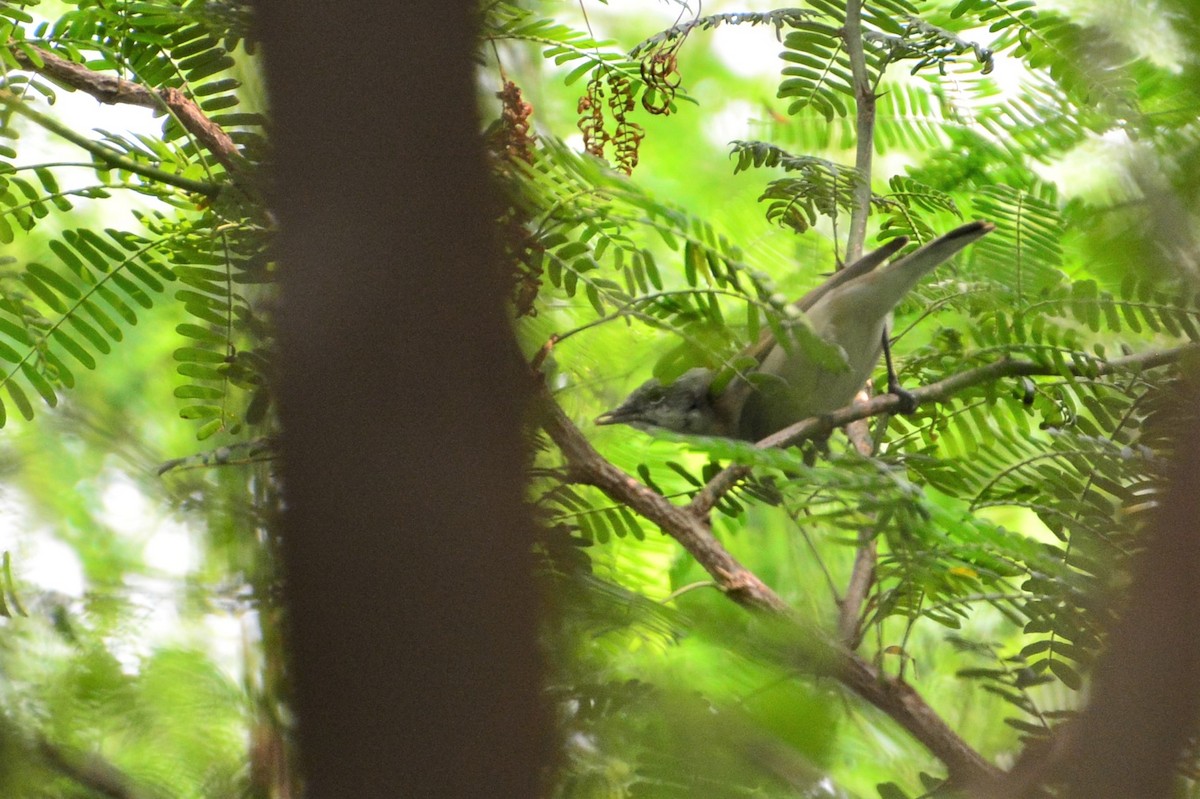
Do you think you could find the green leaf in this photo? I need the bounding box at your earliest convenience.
[174,346,226,363]
[50,329,96,369]
[179,404,223,420]
[65,315,111,354]
[176,323,224,343]
[21,272,67,313]
[1048,658,1082,690]
[4,380,32,420]
[177,362,224,381]
[196,418,224,439]
[173,383,224,400]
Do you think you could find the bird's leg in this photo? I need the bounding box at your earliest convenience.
[881,326,918,414]
[802,430,834,466]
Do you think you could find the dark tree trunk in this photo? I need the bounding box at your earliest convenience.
[259,2,545,796]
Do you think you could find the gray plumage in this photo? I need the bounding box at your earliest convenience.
[596,221,994,441]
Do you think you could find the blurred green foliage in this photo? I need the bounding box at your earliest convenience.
[0,1,283,797]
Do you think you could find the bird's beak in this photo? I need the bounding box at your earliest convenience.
[595,404,640,426]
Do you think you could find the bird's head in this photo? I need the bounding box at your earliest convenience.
[595,368,723,435]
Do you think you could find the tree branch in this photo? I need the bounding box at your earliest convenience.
[839,539,876,646]
[690,343,1196,516]
[545,345,1197,779]
[838,390,878,645]
[539,379,1002,785]
[542,389,788,613]
[8,44,245,177]
[842,0,874,262]
[0,89,219,196]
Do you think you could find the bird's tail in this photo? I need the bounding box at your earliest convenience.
[868,220,995,300]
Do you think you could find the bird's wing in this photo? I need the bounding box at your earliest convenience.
[713,222,993,434]
[736,235,910,368]
[737,221,993,371]
[710,236,909,427]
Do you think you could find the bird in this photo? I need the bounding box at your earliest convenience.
[595,221,995,441]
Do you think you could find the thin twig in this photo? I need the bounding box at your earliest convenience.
[837,0,882,644]
[843,0,874,263]
[660,580,719,604]
[840,540,876,647]
[786,503,841,603]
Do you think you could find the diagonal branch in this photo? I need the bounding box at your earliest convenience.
[538,379,1001,785]
[544,342,1194,782]
[542,389,788,613]
[8,44,246,176]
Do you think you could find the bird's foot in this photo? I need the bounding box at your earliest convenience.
[802,433,832,466]
[888,382,919,414]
